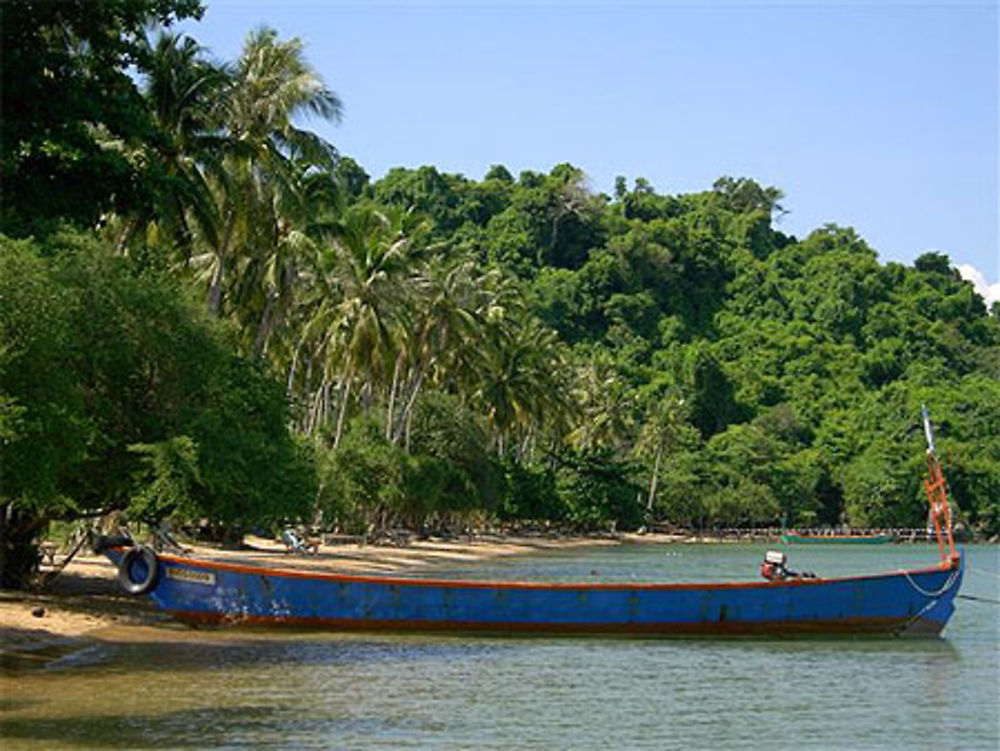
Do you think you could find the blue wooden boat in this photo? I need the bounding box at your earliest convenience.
[97,408,964,638]
[100,545,963,637]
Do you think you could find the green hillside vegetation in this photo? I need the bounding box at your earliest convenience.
[2,2,998,586]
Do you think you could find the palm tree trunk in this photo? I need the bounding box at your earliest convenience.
[321,370,332,430]
[298,354,314,431]
[520,432,534,463]
[207,257,225,314]
[207,210,235,315]
[394,370,424,447]
[253,291,277,358]
[359,380,373,414]
[386,352,404,440]
[306,367,330,435]
[115,215,144,256]
[286,343,301,397]
[333,372,354,449]
[175,209,197,264]
[404,407,413,454]
[646,445,663,512]
[306,384,323,435]
[304,353,314,396]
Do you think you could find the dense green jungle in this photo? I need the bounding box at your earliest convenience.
[2,1,998,586]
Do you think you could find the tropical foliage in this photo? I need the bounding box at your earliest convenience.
[2,2,998,585]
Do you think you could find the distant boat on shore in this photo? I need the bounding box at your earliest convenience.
[781,531,896,545]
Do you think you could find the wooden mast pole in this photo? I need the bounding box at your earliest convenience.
[921,406,957,567]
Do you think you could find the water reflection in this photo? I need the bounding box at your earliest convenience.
[102,634,520,673]
[1,544,996,751]
[0,704,370,750]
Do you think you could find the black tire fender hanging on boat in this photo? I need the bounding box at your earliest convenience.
[118,546,159,595]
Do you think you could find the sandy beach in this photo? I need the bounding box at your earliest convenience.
[1,533,686,658]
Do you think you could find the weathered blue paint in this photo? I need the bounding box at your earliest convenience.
[106,549,964,637]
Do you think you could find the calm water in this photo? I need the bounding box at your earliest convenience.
[2,544,998,750]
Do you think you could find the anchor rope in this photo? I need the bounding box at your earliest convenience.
[957,594,1000,605]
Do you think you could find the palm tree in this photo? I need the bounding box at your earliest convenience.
[634,395,688,513]
[226,27,341,162]
[473,312,575,457]
[235,162,342,360]
[568,358,635,453]
[204,26,342,317]
[114,31,230,257]
[385,257,501,445]
[298,204,422,446]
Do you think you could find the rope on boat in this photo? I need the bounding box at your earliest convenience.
[900,567,962,599]
[901,566,999,607]
[897,566,963,632]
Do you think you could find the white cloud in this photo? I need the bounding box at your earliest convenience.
[957,264,1000,308]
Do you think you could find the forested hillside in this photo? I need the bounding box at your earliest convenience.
[2,1,997,585]
[356,164,1000,535]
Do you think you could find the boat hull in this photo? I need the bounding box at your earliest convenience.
[107,549,963,638]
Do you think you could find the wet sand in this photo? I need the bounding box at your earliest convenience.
[1,533,684,657]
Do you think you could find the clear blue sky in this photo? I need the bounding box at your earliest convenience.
[179,1,999,292]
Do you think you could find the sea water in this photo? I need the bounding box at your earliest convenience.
[2,544,997,750]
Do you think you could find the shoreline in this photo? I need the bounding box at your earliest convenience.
[0,529,976,659]
[0,533,683,657]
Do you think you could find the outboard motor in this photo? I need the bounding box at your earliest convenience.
[761,550,817,581]
[760,550,789,580]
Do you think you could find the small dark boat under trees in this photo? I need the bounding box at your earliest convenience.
[99,409,963,637]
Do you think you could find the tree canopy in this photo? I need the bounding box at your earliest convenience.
[0,0,204,234]
[2,12,998,586]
